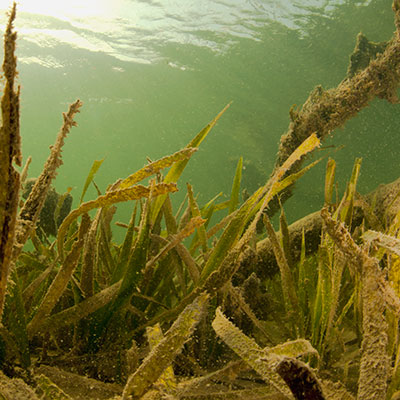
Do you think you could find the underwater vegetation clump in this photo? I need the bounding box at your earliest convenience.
[3,1,400,400]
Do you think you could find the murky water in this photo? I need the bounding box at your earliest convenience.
[0,0,398,238]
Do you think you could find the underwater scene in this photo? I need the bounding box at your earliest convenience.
[1,0,400,398]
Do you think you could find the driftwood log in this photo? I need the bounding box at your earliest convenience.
[266,0,400,216]
[236,176,400,283]
[236,1,400,283]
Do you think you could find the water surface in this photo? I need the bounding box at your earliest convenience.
[0,0,397,237]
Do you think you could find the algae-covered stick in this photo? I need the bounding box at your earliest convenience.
[269,0,400,216]
[321,207,390,399]
[0,2,21,321]
[16,99,82,262]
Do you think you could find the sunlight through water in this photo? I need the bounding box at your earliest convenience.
[0,0,372,65]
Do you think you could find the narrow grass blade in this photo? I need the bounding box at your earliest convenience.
[57,182,177,258]
[189,195,221,253]
[146,323,176,392]
[311,247,331,350]
[163,194,178,234]
[229,156,243,214]
[298,233,318,333]
[39,280,121,332]
[203,210,237,242]
[263,213,302,336]
[334,157,361,224]
[79,158,104,204]
[239,134,321,249]
[187,183,208,253]
[279,206,293,269]
[165,103,231,183]
[20,155,32,184]
[324,158,336,205]
[175,243,201,284]
[201,135,320,284]
[27,214,91,337]
[113,195,152,313]
[297,229,307,314]
[119,147,197,189]
[111,203,138,284]
[271,134,321,188]
[144,216,205,274]
[202,192,223,211]
[80,210,100,298]
[199,191,259,283]
[7,272,31,369]
[267,158,321,205]
[213,199,231,212]
[151,103,231,223]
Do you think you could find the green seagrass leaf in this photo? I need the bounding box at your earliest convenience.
[212,307,294,399]
[229,156,243,214]
[150,103,231,223]
[79,158,104,204]
[57,183,177,258]
[119,147,197,189]
[122,293,209,399]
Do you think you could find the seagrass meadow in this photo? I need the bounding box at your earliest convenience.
[3,1,400,399]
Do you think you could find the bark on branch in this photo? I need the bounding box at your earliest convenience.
[269,1,400,213]
[236,1,400,282]
[0,3,20,321]
[236,176,400,283]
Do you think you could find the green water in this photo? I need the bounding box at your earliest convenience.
[2,0,399,239]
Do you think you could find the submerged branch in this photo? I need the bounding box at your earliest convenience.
[236,176,400,283]
[270,1,400,213]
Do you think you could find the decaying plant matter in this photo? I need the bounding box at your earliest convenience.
[2,1,400,400]
[0,2,21,321]
[14,99,82,259]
